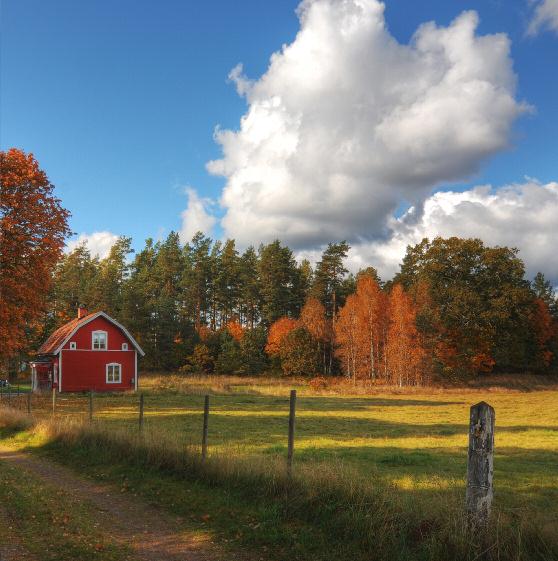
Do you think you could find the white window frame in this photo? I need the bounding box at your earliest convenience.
[69,342,77,350]
[106,363,121,384]
[121,342,128,351]
[92,330,108,350]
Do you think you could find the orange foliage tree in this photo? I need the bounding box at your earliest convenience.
[355,275,388,380]
[385,284,425,386]
[0,149,71,367]
[265,317,298,356]
[334,294,362,382]
[531,298,556,369]
[226,319,244,342]
[335,275,388,382]
[299,297,330,374]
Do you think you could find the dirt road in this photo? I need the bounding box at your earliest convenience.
[0,446,224,561]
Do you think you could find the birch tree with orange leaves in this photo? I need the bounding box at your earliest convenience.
[334,294,362,382]
[355,275,387,380]
[300,297,330,374]
[0,149,70,369]
[385,284,424,386]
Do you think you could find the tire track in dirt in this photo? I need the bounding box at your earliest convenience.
[0,446,228,561]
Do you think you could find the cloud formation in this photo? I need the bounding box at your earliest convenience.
[345,181,558,284]
[179,187,217,243]
[527,0,558,36]
[208,0,528,249]
[66,231,120,259]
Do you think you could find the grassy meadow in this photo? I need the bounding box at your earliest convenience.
[1,373,558,560]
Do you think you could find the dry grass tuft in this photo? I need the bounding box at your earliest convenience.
[0,404,556,561]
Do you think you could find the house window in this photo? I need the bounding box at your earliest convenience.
[69,342,77,350]
[92,331,107,350]
[106,363,121,384]
[122,343,128,351]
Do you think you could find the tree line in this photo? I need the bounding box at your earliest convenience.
[2,149,557,384]
[46,233,558,383]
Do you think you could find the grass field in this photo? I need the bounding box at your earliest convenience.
[2,373,558,560]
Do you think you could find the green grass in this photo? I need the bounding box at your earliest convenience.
[24,375,558,515]
[2,373,558,561]
[0,457,131,560]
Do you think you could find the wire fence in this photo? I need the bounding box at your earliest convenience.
[0,386,495,525]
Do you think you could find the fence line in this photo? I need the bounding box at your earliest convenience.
[0,387,495,526]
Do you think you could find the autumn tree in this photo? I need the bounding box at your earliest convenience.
[278,327,320,377]
[530,299,557,370]
[334,294,362,383]
[394,237,533,377]
[226,319,244,342]
[0,149,71,370]
[265,317,298,356]
[355,274,387,380]
[299,297,330,374]
[385,285,424,386]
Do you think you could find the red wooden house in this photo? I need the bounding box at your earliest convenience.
[30,308,145,393]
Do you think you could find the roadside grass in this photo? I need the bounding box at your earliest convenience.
[6,374,558,518]
[0,451,131,561]
[1,415,556,561]
[0,373,557,561]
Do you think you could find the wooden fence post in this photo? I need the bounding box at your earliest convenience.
[27,392,31,415]
[89,391,94,424]
[201,395,209,461]
[287,389,297,476]
[466,401,495,526]
[138,393,144,432]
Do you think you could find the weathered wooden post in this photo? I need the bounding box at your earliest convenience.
[138,393,144,432]
[287,389,297,476]
[466,401,495,527]
[27,392,32,415]
[201,395,209,461]
[89,391,94,424]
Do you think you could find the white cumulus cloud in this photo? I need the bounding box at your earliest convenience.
[346,181,558,284]
[66,231,120,259]
[527,0,558,36]
[208,0,528,249]
[179,187,217,243]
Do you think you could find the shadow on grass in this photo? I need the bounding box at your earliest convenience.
[1,413,557,561]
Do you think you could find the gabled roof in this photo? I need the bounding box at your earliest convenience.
[37,311,145,356]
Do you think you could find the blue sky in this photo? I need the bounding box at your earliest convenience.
[1,0,557,279]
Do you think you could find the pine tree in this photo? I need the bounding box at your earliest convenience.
[215,239,241,327]
[532,272,558,319]
[89,236,133,318]
[239,246,261,328]
[182,232,212,330]
[50,244,99,326]
[258,240,301,325]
